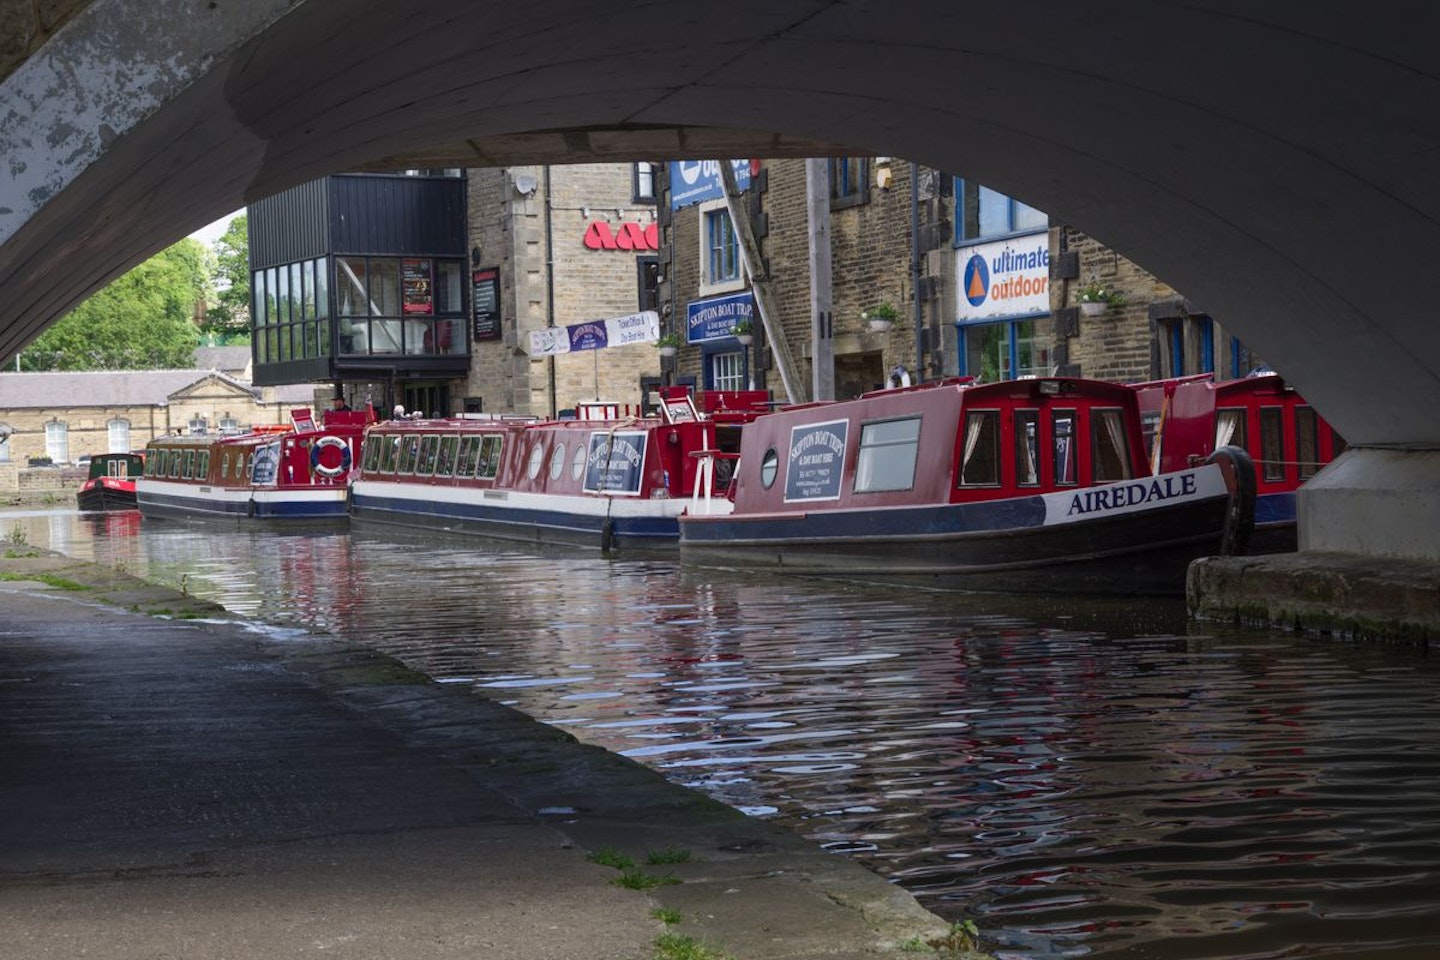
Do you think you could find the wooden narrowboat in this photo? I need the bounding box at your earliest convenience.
[1134,372,1345,552]
[136,409,371,522]
[76,451,146,511]
[678,377,1256,596]
[349,389,769,551]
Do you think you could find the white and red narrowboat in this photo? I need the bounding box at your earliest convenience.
[76,451,146,511]
[678,377,1256,596]
[136,409,371,522]
[348,389,770,552]
[1134,372,1345,552]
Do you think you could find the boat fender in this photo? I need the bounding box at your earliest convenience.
[1207,445,1256,556]
[600,517,616,553]
[311,436,352,479]
[246,498,257,518]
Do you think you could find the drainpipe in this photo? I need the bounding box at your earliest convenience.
[911,161,923,383]
[544,165,557,419]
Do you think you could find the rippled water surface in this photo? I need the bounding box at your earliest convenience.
[14,508,1440,959]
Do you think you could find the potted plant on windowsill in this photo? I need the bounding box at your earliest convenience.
[1077,281,1125,317]
[863,302,899,332]
[656,333,682,358]
[731,318,754,345]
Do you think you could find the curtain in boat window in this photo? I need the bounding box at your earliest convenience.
[960,411,1000,486]
[1052,411,1076,485]
[1014,409,1039,486]
[1216,408,1245,450]
[1091,409,1133,483]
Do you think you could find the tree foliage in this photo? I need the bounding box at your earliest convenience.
[204,214,251,339]
[20,239,210,370]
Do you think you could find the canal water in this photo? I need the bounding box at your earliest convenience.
[11,508,1440,960]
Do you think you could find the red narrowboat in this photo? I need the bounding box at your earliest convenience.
[76,451,146,511]
[678,377,1256,596]
[1134,372,1345,552]
[349,389,769,551]
[136,409,371,522]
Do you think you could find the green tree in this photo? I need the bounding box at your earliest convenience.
[20,240,207,370]
[203,214,251,341]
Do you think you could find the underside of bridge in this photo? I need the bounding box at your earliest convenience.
[3,0,1439,563]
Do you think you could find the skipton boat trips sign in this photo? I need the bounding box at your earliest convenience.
[583,431,648,495]
[784,419,848,502]
[955,231,1050,322]
[527,310,660,357]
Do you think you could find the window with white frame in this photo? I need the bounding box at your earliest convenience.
[45,421,69,464]
[698,199,743,294]
[0,424,11,462]
[188,416,208,436]
[710,351,745,392]
[633,162,656,203]
[219,416,240,434]
[107,418,131,453]
[955,179,1047,241]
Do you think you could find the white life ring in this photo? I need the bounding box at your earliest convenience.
[311,436,352,479]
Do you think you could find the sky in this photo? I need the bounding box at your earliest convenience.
[188,210,242,246]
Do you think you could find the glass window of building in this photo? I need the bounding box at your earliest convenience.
[955,179,1048,240]
[107,418,130,453]
[633,162,656,203]
[710,351,745,392]
[0,424,11,462]
[699,201,742,292]
[961,319,1048,381]
[1158,316,1216,378]
[829,158,868,209]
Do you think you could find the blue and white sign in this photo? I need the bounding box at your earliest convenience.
[250,442,280,486]
[784,419,848,503]
[686,291,754,344]
[583,431,648,495]
[955,232,1050,322]
[669,160,751,210]
[568,321,609,352]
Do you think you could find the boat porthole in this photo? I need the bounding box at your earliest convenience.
[549,442,566,481]
[571,443,587,480]
[760,448,779,488]
[527,444,545,480]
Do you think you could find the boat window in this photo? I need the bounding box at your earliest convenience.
[397,435,421,474]
[1091,408,1133,483]
[571,442,587,480]
[855,417,921,493]
[416,436,440,476]
[362,436,383,473]
[527,442,545,480]
[456,436,480,478]
[380,434,401,473]
[1052,411,1076,486]
[169,451,183,479]
[1014,409,1040,486]
[1259,407,1285,482]
[146,451,160,477]
[196,451,210,481]
[549,442,566,481]
[959,410,1000,487]
[1216,408,1246,450]
[1295,407,1320,481]
[760,448,779,488]
[182,450,195,480]
[477,435,504,480]
[435,435,459,478]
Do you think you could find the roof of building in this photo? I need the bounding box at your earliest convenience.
[193,345,252,372]
[0,369,311,409]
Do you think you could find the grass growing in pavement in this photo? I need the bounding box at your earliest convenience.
[586,846,636,870]
[613,867,681,890]
[645,846,692,865]
[651,907,683,925]
[653,932,731,960]
[0,571,88,591]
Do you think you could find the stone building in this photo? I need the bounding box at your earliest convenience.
[463,163,664,416]
[0,368,314,497]
[657,157,1255,403]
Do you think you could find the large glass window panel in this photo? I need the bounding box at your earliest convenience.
[313,258,329,318]
[370,258,400,316]
[431,317,465,355]
[337,257,368,316]
[456,436,480,477]
[290,261,304,321]
[252,272,267,327]
[436,435,459,477]
[416,435,439,476]
[959,410,1000,486]
[380,434,401,473]
[706,209,740,283]
[977,186,1011,237]
[266,267,280,323]
[856,417,921,492]
[107,418,130,453]
[275,265,290,324]
[435,260,464,313]
[477,436,504,480]
[45,421,68,463]
[1013,199,1048,233]
[397,435,421,474]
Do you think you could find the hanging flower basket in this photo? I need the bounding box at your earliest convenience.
[658,345,677,358]
[1077,281,1125,317]
[731,319,754,346]
[1079,301,1109,317]
[867,318,894,333]
[863,302,899,333]
[656,334,681,358]
[736,333,754,346]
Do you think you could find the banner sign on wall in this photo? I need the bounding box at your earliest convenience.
[954,232,1051,323]
[472,267,501,341]
[686,291,754,344]
[669,159,751,210]
[526,310,661,357]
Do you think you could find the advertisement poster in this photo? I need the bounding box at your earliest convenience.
[686,291,754,343]
[784,419,849,502]
[402,258,432,315]
[954,232,1050,322]
[668,159,751,209]
[527,311,660,357]
[472,267,500,341]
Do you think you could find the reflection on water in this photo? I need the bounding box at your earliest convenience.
[13,508,1440,959]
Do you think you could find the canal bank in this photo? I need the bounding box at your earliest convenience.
[0,547,977,960]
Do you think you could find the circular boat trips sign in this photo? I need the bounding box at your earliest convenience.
[784,420,848,502]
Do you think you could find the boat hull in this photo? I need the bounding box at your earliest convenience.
[349,480,694,551]
[77,482,137,512]
[680,461,1252,596]
[137,480,349,523]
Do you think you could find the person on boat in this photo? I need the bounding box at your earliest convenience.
[392,403,406,419]
[331,395,351,412]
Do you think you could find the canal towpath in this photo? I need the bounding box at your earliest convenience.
[0,546,974,960]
